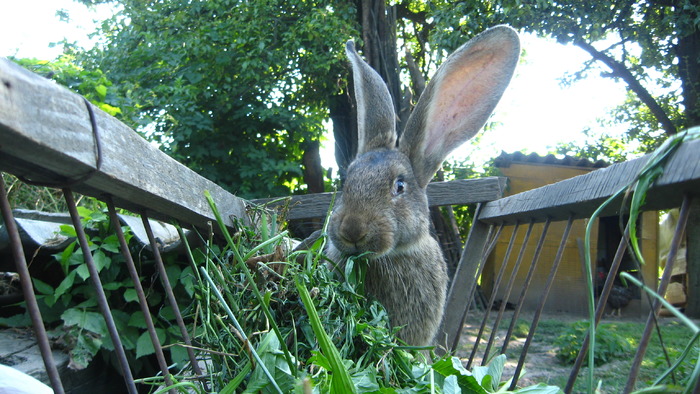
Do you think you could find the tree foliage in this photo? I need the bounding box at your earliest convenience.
[78,0,357,198]
[54,0,699,191]
[492,0,700,156]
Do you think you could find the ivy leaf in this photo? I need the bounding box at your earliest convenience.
[32,278,54,295]
[124,288,139,303]
[135,328,166,359]
[61,308,107,337]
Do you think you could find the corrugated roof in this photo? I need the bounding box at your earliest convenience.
[493,151,608,169]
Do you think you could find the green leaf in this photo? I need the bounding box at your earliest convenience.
[59,224,77,237]
[432,357,486,394]
[53,270,78,303]
[61,308,107,336]
[76,206,92,220]
[95,84,107,99]
[0,313,31,327]
[512,383,564,393]
[165,265,182,289]
[101,234,121,253]
[76,263,90,281]
[92,249,111,271]
[443,375,462,394]
[32,278,54,295]
[295,278,356,394]
[135,328,166,358]
[124,288,139,303]
[128,311,148,328]
[68,332,102,370]
[170,344,190,367]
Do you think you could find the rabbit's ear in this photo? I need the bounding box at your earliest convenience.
[346,40,397,155]
[399,25,520,188]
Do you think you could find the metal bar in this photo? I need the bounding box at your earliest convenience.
[446,221,503,353]
[468,222,520,368]
[509,216,573,390]
[62,188,137,393]
[623,194,692,393]
[0,176,65,393]
[482,220,534,364]
[564,223,631,393]
[140,211,203,378]
[104,198,174,390]
[501,218,551,354]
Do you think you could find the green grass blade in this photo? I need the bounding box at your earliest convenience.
[295,277,357,394]
[199,267,283,394]
[204,190,297,375]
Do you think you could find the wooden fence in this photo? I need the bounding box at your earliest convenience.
[1,56,699,393]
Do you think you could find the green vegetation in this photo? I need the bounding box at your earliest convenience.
[554,321,633,366]
[0,202,196,372]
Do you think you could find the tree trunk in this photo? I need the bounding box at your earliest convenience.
[675,1,700,129]
[686,198,700,317]
[302,140,325,194]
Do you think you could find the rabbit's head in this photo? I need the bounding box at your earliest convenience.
[329,25,520,260]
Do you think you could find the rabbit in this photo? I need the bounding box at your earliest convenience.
[326,25,520,346]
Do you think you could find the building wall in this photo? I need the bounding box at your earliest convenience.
[482,161,658,316]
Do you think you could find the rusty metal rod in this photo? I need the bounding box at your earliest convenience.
[623,194,692,393]
[450,221,504,353]
[501,218,551,354]
[140,211,203,378]
[104,198,174,389]
[564,223,631,393]
[509,216,573,391]
[482,220,534,364]
[0,176,65,394]
[62,189,137,393]
[469,222,520,368]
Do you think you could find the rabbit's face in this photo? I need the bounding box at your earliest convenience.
[328,149,429,259]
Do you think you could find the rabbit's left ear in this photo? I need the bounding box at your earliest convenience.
[399,25,520,188]
[346,40,397,155]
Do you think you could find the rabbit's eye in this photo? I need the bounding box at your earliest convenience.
[392,177,406,196]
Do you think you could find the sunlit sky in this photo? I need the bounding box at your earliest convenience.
[1,0,629,171]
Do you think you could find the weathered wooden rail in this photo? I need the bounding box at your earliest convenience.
[1,55,699,393]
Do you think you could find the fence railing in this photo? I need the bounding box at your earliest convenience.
[1,57,699,393]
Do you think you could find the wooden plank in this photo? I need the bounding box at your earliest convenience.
[0,58,248,229]
[252,177,507,220]
[478,139,700,224]
[437,203,493,352]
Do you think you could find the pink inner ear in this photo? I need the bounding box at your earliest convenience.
[423,51,499,159]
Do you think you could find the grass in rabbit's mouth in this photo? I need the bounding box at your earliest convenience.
[135,192,563,393]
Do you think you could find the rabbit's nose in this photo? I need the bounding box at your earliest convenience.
[339,215,368,245]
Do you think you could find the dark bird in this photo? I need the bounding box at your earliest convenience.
[607,285,633,316]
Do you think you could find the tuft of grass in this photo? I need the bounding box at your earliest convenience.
[554,321,633,366]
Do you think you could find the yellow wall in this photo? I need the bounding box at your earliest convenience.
[482,162,658,315]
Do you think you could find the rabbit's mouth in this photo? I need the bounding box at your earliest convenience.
[329,229,394,259]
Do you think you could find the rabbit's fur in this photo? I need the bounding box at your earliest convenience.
[327,26,520,346]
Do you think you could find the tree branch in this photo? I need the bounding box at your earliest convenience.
[575,39,677,136]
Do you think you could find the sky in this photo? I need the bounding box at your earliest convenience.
[0,1,629,171]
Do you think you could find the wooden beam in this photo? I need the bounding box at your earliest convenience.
[0,58,248,229]
[478,138,700,224]
[252,177,507,220]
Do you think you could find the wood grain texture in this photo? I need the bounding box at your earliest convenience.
[252,177,507,220]
[0,58,248,229]
[478,139,700,224]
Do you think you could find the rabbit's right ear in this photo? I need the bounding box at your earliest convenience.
[346,40,398,155]
[399,26,520,188]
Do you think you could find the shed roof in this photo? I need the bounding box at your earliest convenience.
[493,151,608,169]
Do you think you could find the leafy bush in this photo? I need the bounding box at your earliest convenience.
[554,321,634,366]
[0,203,194,373]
